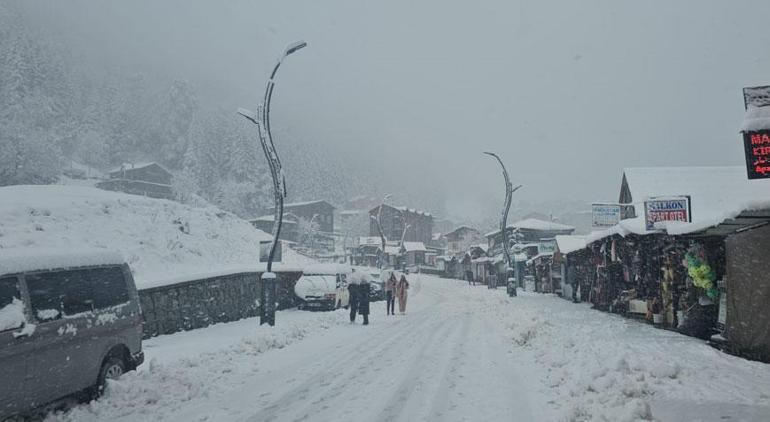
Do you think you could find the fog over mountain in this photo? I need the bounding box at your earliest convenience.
[4,0,770,228]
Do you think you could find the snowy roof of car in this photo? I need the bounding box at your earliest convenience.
[555,235,587,255]
[0,249,126,276]
[302,263,351,275]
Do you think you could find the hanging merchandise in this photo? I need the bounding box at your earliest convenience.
[684,244,718,299]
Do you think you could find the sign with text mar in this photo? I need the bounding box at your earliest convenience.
[742,130,770,179]
[644,197,691,230]
[592,203,621,228]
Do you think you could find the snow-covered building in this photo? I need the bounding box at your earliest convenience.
[97,162,174,200]
[485,218,574,258]
[564,166,770,361]
[249,212,300,243]
[369,204,434,246]
[444,226,483,256]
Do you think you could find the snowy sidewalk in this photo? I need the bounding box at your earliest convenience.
[48,276,770,422]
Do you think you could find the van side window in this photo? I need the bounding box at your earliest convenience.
[87,267,130,308]
[27,266,129,322]
[0,276,25,331]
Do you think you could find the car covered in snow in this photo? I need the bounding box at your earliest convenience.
[295,264,352,311]
[0,250,144,419]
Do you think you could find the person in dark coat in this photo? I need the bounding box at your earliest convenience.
[358,278,370,325]
[348,281,359,323]
[385,273,397,315]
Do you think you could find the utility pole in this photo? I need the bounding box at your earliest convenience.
[238,40,307,326]
[484,152,522,296]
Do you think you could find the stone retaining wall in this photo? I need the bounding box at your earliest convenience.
[138,271,302,339]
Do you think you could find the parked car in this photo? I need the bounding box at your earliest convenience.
[0,250,144,420]
[295,264,352,311]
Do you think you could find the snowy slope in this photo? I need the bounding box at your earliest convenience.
[0,185,313,288]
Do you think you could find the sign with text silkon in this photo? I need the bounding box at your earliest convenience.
[644,196,691,231]
[742,131,770,179]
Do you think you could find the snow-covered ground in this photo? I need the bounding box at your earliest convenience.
[0,185,313,288]
[45,275,770,422]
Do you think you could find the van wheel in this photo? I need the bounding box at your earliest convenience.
[94,357,125,398]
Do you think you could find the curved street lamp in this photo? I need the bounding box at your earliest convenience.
[239,40,307,326]
[370,193,391,269]
[484,152,522,296]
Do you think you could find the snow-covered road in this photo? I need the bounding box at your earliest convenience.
[49,275,770,422]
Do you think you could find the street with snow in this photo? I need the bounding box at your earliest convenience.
[48,275,770,422]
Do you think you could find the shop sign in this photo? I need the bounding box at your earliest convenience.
[644,196,691,230]
[537,240,556,255]
[743,85,770,109]
[592,203,621,228]
[742,130,770,179]
[259,240,282,263]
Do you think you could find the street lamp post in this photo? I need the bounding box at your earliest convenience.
[483,152,522,296]
[370,193,391,269]
[399,224,411,270]
[239,40,307,326]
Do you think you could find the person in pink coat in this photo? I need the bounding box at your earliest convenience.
[396,274,410,314]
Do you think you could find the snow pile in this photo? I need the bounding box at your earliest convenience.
[0,298,25,331]
[0,185,313,288]
[46,309,351,422]
[492,293,770,422]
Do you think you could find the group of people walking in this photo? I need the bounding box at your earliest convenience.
[348,271,411,325]
[384,272,409,315]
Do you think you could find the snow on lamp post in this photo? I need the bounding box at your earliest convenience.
[238,40,307,326]
[483,152,522,296]
[370,193,391,269]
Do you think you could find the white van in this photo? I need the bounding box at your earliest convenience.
[295,264,352,311]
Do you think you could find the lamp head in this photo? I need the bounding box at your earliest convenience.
[285,41,307,57]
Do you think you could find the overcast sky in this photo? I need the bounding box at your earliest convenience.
[19,0,770,220]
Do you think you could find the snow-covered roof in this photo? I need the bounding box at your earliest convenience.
[470,243,488,252]
[485,218,575,237]
[740,106,770,132]
[109,162,162,174]
[358,236,383,246]
[587,166,770,244]
[339,209,362,216]
[283,200,335,209]
[555,235,587,255]
[368,204,432,218]
[0,249,126,277]
[444,226,479,237]
[402,242,428,252]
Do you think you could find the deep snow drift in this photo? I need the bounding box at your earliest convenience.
[0,185,312,288]
[46,276,770,422]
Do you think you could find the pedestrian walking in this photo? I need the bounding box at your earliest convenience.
[465,269,474,286]
[396,274,409,314]
[348,278,359,323]
[359,277,370,325]
[385,273,397,315]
